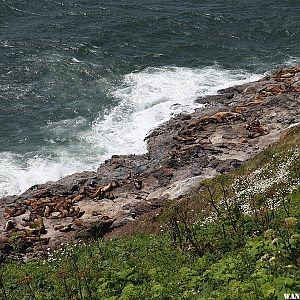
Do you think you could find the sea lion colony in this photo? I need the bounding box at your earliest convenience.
[0,65,299,261]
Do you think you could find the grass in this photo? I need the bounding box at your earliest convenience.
[1,125,300,300]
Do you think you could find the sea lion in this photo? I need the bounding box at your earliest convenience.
[33,189,51,199]
[44,206,51,218]
[49,211,60,219]
[55,201,64,211]
[101,183,112,193]
[292,86,300,92]
[280,72,293,79]
[260,91,273,97]
[68,207,81,217]
[47,201,57,207]
[91,187,104,198]
[37,198,52,206]
[23,199,32,206]
[58,224,73,233]
[73,218,84,227]
[4,208,13,219]
[60,209,69,218]
[91,211,102,217]
[54,224,64,231]
[187,120,201,129]
[263,84,285,95]
[73,194,84,202]
[8,207,26,218]
[244,97,264,107]
[91,181,118,198]
[199,111,242,124]
[245,119,269,138]
[232,106,247,114]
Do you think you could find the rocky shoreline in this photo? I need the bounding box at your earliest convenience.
[1,65,300,261]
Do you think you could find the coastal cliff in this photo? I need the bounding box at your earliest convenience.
[1,65,300,261]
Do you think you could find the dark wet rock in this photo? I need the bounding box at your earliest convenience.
[0,243,13,254]
[215,159,243,173]
[222,132,239,139]
[79,218,115,239]
[122,201,154,216]
[15,239,34,253]
[218,84,246,95]
[109,217,135,230]
[0,244,13,264]
[4,220,15,231]
[152,167,174,186]
[71,184,80,192]
[195,94,230,106]
[59,224,74,233]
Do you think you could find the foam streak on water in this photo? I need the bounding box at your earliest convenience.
[0,66,262,197]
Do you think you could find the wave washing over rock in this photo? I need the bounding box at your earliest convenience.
[0,65,300,261]
[0,66,261,197]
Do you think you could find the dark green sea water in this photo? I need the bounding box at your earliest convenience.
[0,0,299,196]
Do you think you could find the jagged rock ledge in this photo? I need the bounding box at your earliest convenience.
[1,65,300,261]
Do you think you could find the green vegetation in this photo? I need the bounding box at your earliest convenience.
[1,126,300,299]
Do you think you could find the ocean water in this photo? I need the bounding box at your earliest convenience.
[0,0,299,197]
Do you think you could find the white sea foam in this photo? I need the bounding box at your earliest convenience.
[84,66,261,156]
[0,66,262,197]
[0,152,90,197]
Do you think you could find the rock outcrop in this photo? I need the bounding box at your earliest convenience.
[0,65,300,261]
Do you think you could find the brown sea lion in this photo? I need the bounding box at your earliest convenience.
[200,111,242,124]
[91,180,119,198]
[44,206,51,218]
[73,194,84,202]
